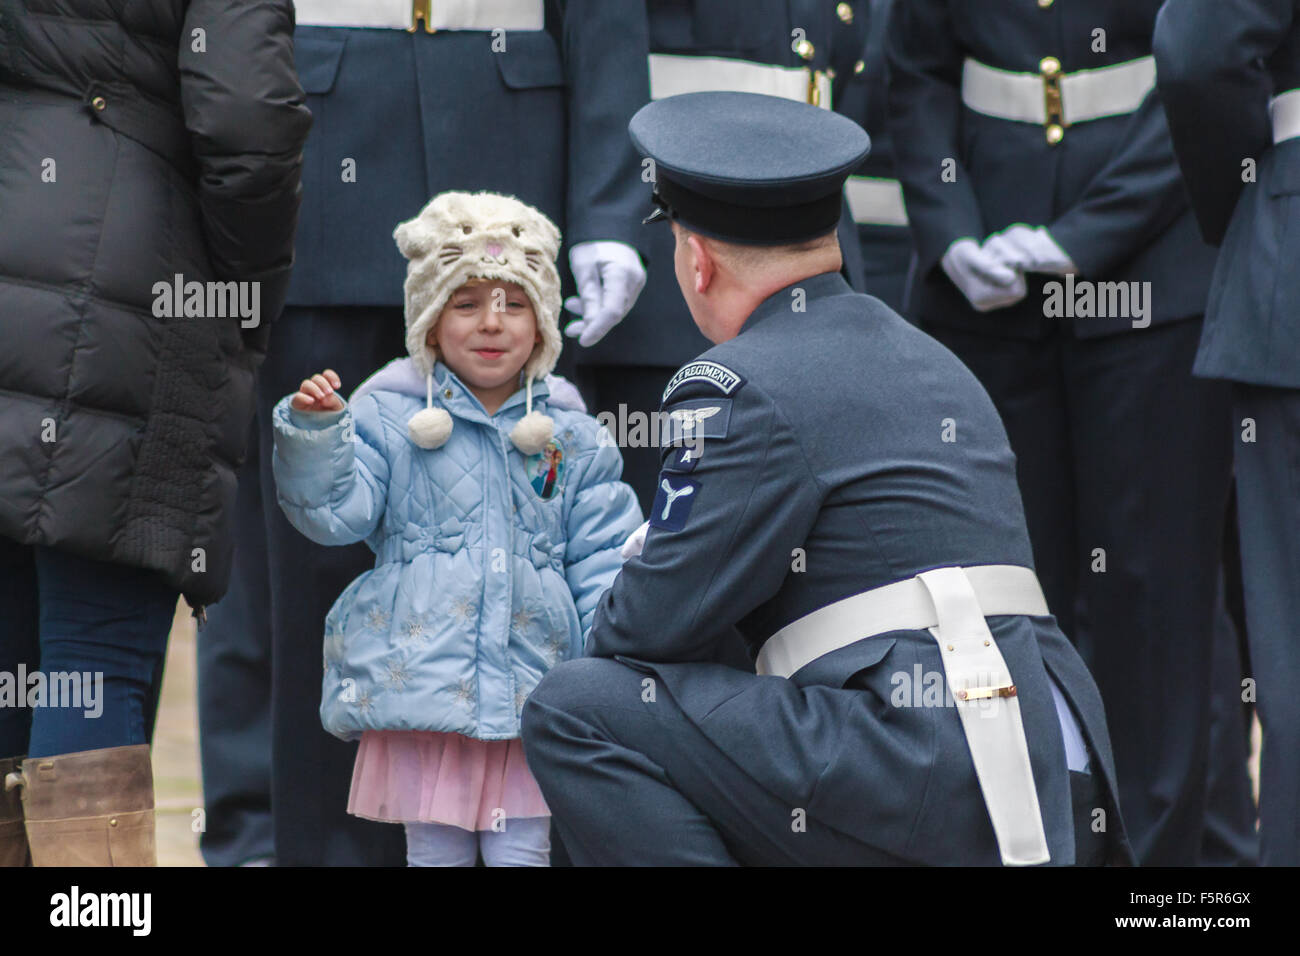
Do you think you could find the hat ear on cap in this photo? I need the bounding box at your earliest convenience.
[394,218,435,261]
[527,210,562,259]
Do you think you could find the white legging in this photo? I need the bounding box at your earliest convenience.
[404,817,551,867]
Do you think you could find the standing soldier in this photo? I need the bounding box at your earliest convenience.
[523,91,1133,867]
[200,0,650,866]
[1156,0,1300,866]
[835,0,914,313]
[887,0,1233,864]
[573,0,869,513]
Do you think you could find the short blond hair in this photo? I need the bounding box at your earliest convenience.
[676,225,840,274]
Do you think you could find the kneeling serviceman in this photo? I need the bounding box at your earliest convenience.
[522,91,1135,866]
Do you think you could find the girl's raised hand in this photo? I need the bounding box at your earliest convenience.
[291,369,344,412]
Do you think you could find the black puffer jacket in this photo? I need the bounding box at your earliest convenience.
[0,0,310,609]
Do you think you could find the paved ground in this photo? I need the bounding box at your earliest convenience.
[154,602,204,867]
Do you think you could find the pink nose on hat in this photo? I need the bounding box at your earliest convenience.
[485,242,503,258]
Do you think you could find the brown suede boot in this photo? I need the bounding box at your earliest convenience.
[1,757,31,866]
[18,744,156,866]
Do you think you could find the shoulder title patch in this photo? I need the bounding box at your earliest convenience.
[662,361,745,403]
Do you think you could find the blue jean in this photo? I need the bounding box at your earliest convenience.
[0,537,176,759]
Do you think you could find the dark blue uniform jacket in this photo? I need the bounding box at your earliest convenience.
[888,0,1218,340]
[587,271,1134,865]
[287,0,649,308]
[1156,0,1300,387]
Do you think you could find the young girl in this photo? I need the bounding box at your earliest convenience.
[271,191,643,866]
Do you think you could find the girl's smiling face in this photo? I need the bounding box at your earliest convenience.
[427,279,540,413]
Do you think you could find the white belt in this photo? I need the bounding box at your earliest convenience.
[758,564,1052,866]
[293,0,544,31]
[845,176,909,227]
[961,55,1156,143]
[648,53,832,110]
[1271,88,1300,144]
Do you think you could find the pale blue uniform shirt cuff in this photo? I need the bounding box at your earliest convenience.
[1047,672,1092,773]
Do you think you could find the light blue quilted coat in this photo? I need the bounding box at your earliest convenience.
[272,358,642,741]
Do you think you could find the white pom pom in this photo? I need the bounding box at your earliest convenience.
[509,411,554,455]
[408,407,453,449]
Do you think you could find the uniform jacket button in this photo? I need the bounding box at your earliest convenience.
[91,95,107,111]
[443,387,453,399]
[836,3,854,24]
[1038,0,1054,7]
[854,59,866,75]
[795,39,815,61]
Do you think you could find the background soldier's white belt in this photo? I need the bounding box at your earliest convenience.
[758,564,1052,866]
[648,54,832,110]
[961,55,1155,125]
[845,176,909,227]
[293,0,544,31]
[1272,88,1300,144]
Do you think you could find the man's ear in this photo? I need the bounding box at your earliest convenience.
[686,233,716,295]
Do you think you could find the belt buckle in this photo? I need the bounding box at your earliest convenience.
[955,683,1018,701]
[408,0,437,33]
[807,68,824,107]
[1039,57,1064,145]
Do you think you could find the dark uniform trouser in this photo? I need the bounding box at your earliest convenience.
[251,305,408,866]
[1199,576,1259,866]
[1233,383,1300,866]
[523,657,1106,866]
[925,317,1233,866]
[198,421,275,866]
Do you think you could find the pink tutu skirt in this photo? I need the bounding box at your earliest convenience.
[348,730,550,831]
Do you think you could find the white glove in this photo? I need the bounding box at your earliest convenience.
[940,237,1028,312]
[620,520,650,560]
[564,241,647,347]
[982,224,1077,276]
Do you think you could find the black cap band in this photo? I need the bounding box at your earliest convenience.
[651,174,843,245]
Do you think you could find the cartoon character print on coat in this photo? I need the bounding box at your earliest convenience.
[527,438,566,501]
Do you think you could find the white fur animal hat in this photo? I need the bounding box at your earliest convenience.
[393,191,563,454]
